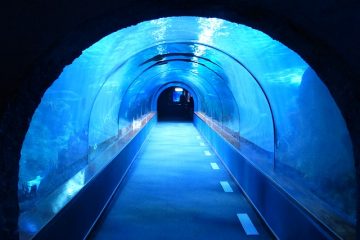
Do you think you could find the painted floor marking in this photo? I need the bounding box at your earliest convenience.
[220,181,233,192]
[237,213,259,235]
[199,142,205,146]
[204,150,211,156]
[210,162,220,170]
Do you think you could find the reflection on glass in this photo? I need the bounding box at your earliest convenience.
[19,16,355,239]
[51,170,85,213]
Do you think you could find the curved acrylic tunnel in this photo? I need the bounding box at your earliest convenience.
[19,17,356,238]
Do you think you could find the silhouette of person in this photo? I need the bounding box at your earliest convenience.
[189,96,194,111]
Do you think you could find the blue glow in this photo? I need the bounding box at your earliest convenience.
[237,213,259,235]
[19,16,356,237]
[174,87,183,92]
[172,91,182,102]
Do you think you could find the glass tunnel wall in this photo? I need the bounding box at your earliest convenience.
[19,17,356,236]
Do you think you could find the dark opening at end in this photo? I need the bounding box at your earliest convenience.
[157,87,194,122]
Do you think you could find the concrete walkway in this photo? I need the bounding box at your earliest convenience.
[90,122,273,239]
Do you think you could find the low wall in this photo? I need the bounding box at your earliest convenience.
[33,116,156,240]
[194,114,336,240]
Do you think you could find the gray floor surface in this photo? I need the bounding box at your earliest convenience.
[90,122,273,240]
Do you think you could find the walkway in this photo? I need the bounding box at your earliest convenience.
[89,122,273,239]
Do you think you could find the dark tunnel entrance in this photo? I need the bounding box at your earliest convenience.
[157,87,194,121]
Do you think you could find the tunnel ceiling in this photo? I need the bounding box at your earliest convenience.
[20,16,356,236]
[50,17,310,147]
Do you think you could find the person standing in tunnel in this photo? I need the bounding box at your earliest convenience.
[180,92,187,117]
[189,96,194,111]
[180,92,186,105]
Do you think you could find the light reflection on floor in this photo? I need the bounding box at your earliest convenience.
[90,122,273,239]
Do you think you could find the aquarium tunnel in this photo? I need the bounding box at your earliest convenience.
[18,17,356,239]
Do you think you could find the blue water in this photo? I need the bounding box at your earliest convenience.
[19,16,356,236]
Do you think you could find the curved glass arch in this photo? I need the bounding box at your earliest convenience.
[117,67,226,124]
[142,65,240,134]
[19,16,356,238]
[151,81,201,111]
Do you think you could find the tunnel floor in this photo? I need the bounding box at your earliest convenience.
[89,122,273,239]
